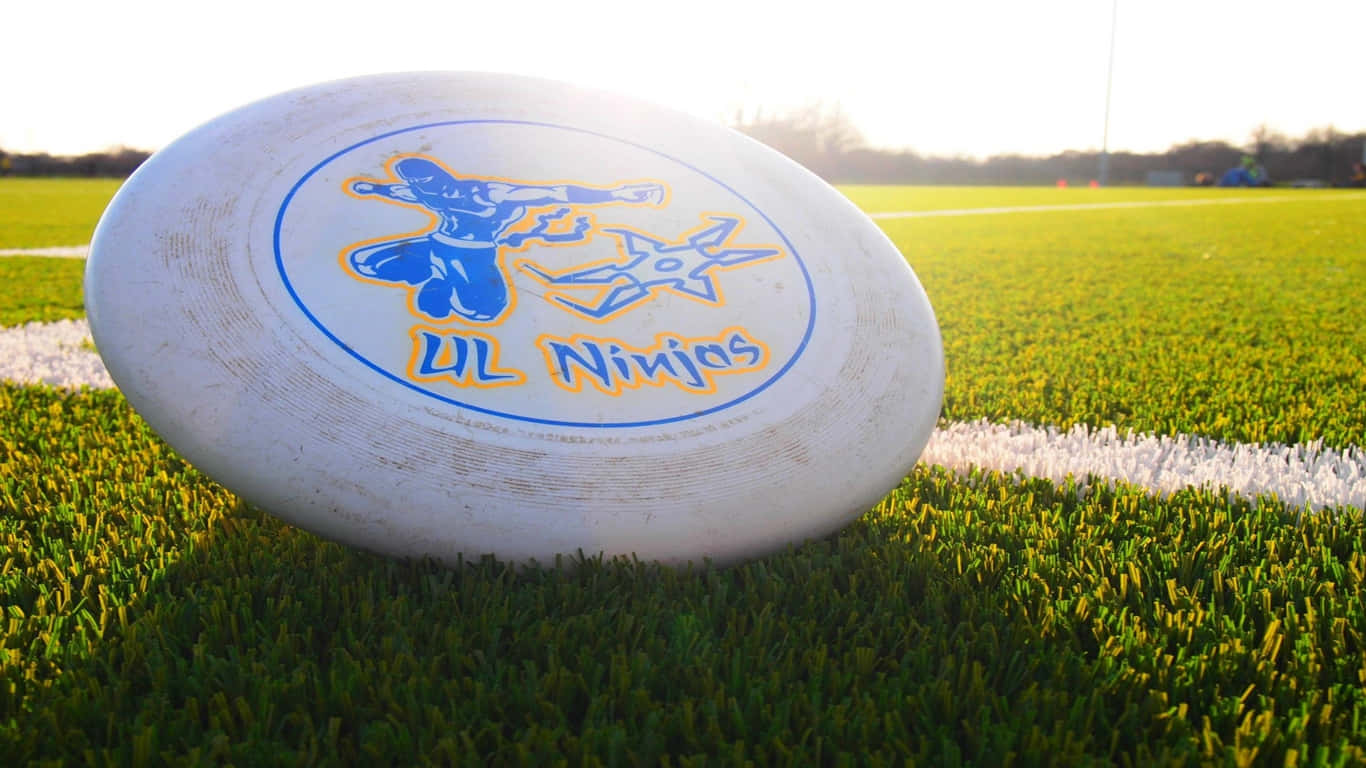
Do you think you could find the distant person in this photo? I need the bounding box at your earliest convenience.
[1218,155,1271,187]
[1218,166,1251,187]
[1350,162,1366,188]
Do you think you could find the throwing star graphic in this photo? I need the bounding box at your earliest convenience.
[516,215,782,320]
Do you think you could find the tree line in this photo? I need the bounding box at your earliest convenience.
[731,104,1365,186]
[0,146,150,178]
[2,110,1362,185]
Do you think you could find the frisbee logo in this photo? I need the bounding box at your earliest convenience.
[275,120,816,427]
[338,152,788,396]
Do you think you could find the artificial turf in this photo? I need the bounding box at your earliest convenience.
[2,184,1364,765]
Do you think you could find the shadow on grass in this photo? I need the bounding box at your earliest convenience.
[9,465,1366,766]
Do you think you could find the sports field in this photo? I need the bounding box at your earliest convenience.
[2,178,1365,764]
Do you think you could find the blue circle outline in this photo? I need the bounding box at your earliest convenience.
[274,120,817,428]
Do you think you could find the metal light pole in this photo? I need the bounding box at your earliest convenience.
[1099,0,1118,186]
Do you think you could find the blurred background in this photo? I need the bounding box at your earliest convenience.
[3,0,1364,185]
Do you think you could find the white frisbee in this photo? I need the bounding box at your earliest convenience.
[85,72,943,567]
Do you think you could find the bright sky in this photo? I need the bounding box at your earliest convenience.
[4,0,1363,159]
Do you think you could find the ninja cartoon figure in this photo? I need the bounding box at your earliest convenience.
[348,156,664,322]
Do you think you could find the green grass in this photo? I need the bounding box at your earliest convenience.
[0,257,86,326]
[894,195,1366,450]
[0,178,123,249]
[836,184,1357,213]
[2,184,1365,765]
[2,386,1363,765]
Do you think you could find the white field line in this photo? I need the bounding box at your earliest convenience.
[922,420,1365,513]
[1,319,114,389]
[3,319,1362,514]
[869,192,1366,219]
[0,245,89,258]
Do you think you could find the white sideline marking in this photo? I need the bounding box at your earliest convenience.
[0,319,114,389]
[921,420,1365,513]
[0,245,89,258]
[869,192,1366,219]
[3,319,1362,514]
